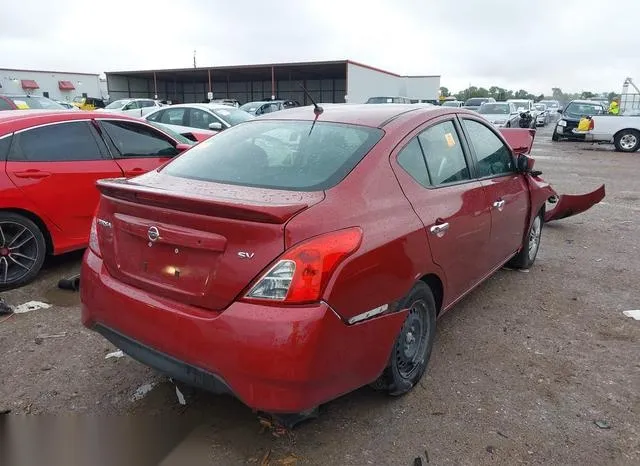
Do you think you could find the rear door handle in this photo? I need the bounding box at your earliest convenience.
[493,199,505,211]
[429,222,450,237]
[13,170,51,179]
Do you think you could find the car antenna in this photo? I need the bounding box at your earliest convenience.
[298,82,323,116]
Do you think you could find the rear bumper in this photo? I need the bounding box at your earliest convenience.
[81,250,405,413]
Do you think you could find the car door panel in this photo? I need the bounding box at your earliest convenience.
[5,121,123,241]
[460,117,530,268]
[391,118,492,303]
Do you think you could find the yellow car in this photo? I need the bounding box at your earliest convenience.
[72,96,106,111]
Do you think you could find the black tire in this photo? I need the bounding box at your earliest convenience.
[552,129,560,141]
[508,212,543,269]
[505,122,511,128]
[371,282,437,396]
[613,129,640,152]
[0,212,46,290]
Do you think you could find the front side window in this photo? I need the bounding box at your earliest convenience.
[397,138,430,187]
[123,101,140,110]
[419,121,470,185]
[462,119,513,177]
[10,122,105,162]
[0,98,13,111]
[100,120,178,158]
[162,120,383,191]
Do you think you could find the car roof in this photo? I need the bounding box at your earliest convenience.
[569,99,605,104]
[0,110,142,134]
[146,103,232,113]
[256,103,448,128]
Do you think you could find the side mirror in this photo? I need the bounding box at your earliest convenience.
[208,122,223,131]
[175,143,192,153]
[557,108,563,114]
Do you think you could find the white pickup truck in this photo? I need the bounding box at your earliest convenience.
[573,115,640,152]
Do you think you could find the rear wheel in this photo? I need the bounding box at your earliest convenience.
[509,212,543,269]
[0,212,46,290]
[552,129,560,141]
[614,129,640,152]
[371,282,436,396]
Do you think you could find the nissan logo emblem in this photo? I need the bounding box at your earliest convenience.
[147,226,160,242]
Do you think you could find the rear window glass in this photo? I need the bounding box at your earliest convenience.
[565,102,605,118]
[163,121,383,191]
[464,98,487,106]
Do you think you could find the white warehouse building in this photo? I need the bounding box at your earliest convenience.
[0,68,105,103]
[105,60,440,105]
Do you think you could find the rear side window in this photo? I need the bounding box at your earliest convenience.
[397,138,430,187]
[462,119,513,177]
[159,108,186,125]
[0,135,12,160]
[0,98,13,111]
[163,121,383,190]
[100,120,179,158]
[10,122,106,162]
[419,121,470,185]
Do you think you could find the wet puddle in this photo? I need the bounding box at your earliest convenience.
[42,286,81,308]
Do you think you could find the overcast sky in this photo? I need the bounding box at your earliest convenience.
[1,0,638,95]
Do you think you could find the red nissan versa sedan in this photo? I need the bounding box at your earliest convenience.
[0,110,194,289]
[81,104,604,419]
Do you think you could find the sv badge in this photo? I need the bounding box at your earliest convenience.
[237,252,255,259]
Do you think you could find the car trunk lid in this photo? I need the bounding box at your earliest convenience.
[95,172,324,311]
[499,128,536,154]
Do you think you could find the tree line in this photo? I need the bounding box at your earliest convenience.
[440,86,618,104]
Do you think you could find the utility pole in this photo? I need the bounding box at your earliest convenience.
[193,50,197,69]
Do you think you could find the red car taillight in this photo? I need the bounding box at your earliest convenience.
[589,119,595,130]
[243,228,362,305]
[88,217,102,257]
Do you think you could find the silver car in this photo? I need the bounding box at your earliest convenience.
[145,103,254,135]
[477,102,521,128]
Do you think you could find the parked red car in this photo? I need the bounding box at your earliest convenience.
[0,110,194,289]
[81,104,604,420]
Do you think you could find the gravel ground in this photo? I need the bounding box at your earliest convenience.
[1,125,638,465]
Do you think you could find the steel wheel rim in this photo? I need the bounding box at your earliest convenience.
[528,216,542,261]
[620,134,637,150]
[0,221,39,285]
[396,300,429,379]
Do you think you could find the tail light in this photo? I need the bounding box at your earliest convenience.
[589,119,595,130]
[89,217,102,257]
[243,228,362,305]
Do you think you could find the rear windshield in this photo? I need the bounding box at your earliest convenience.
[162,120,383,191]
[8,96,63,110]
[464,98,487,106]
[565,102,605,118]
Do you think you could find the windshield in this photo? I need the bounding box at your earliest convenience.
[441,101,460,107]
[146,121,194,145]
[105,100,129,109]
[211,107,254,126]
[366,97,397,104]
[162,120,383,191]
[534,104,546,111]
[479,103,509,114]
[9,96,64,110]
[565,102,605,118]
[239,102,263,113]
[464,98,487,106]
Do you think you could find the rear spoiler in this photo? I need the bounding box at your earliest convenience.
[96,178,310,224]
[499,128,536,154]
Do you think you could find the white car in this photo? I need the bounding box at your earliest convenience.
[55,101,80,110]
[97,98,164,117]
[144,103,254,136]
[533,103,550,127]
[573,114,640,152]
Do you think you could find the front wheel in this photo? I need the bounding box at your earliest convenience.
[508,213,543,269]
[0,212,47,290]
[552,129,560,141]
[371,282,436,396]
[614,129,640,152]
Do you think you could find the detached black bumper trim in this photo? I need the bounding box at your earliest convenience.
[94,324,233,396]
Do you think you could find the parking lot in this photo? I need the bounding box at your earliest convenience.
[0,125,638,465]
